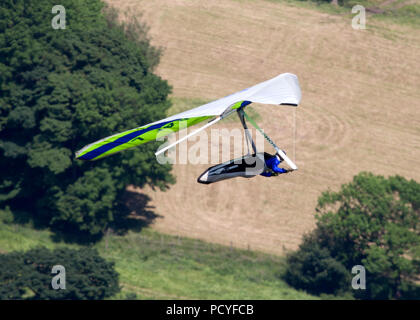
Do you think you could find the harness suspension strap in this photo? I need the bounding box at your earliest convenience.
[237,109,257,154]
[242,110,278,150]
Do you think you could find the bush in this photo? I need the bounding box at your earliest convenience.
[284,237,350,295]
[0,247,120,300]
[0,0,174,238]
[285,172,420,299]
[0,205,13,224]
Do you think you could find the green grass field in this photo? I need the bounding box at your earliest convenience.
[0,219,317,299]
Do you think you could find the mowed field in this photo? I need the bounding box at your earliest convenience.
[106,0,420,255]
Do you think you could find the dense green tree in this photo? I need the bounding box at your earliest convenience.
[285,172,420,299]
[0,247,120,300]
[0,0,174,237]
[284,237,351,295]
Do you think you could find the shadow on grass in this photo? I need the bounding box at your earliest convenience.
[111,189,162,236]
[4,189,161,245]
[49,190,162,245]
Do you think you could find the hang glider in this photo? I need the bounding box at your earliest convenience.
[75,73,301,175]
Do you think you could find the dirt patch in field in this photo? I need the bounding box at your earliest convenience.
[107,0,420,255]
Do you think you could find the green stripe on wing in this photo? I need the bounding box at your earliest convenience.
[76,116,211,161]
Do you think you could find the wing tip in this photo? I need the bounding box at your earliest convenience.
[74,150,93,161]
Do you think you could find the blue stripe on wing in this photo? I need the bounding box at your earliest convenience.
[78,120,176,160]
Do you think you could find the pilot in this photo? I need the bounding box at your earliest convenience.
[260,151,290,177]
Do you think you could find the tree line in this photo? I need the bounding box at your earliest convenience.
[0,0,174,240]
